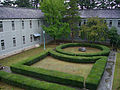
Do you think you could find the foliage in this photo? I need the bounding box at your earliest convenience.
[108,26,120,48]
[56,43,110,56]
[0,71,75,90]
[15,0,32,8]
[50,50,104,63]
[86,58,107,90]
[79,17,109,42]
[1,0,15,6]
[10,50,84,88]
[40,0,71,41]
[65,0,81,42]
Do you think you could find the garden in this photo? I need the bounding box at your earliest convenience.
[0,43,110,90]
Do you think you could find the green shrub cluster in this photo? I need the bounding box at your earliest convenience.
[50,50,103,63]
[85,57,107,90]
[56,43,110,56]
[0,71,75,90]
[10,50,84,88]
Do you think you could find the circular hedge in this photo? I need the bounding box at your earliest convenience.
[56,43,110,57]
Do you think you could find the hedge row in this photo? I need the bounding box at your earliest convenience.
[56,43,110,56]
[0,71,75,90]
[10,64,84,88]
[49,50,103,63]
[85,57,107,90]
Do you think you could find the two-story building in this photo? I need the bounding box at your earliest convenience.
[0,6,52,59]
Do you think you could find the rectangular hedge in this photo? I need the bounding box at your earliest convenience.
[85,57,107,90]
[0,71,75,90]
[10,50,84,88]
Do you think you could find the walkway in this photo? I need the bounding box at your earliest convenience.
[97,51,116,90]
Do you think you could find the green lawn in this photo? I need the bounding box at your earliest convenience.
[31,56,93,79]
[0,44,57,90]
[0,44,57,66]
[112,52,120,90]
[63,47,101,54]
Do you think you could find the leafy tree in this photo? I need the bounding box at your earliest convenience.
[108,26,120,48]
[79,17,109,42]
[15,0,32,8]
[40,0,71,42]
[65,0,80,42]
[1,0,15,6]
[31,0,39,8]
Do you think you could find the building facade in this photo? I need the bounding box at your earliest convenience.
[0,6,52,59]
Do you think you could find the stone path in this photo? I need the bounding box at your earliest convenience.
[97,51,116,90]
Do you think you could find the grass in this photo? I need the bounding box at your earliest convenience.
[0,44,57,66]
[63,47,101,54]
[112,52,120,90]
[31,56,93,79]
[0,44,57,90]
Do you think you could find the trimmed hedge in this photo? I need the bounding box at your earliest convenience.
[10,64,84,88]
[56,43,110,56]
[0,71,75,90]
[85,57,107,90]
[10,50,84,88]
[49,50,103,63]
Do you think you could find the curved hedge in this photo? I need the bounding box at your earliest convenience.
[56,43,110,57]
[49,50,104,63]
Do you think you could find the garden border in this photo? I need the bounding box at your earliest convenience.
[56,43,110,56]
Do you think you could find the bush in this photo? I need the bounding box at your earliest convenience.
[50,50,103,63]
[10,64,84,88]
[0,71,75,90]
[56,43,110,56]
[85,57,107,90]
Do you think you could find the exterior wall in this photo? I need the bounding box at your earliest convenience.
[0,19,53,59]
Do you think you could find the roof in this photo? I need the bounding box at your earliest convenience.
[0,6,44,19]
[0,6,119,19]
[79,9,120,19]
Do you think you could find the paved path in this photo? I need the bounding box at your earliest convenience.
[97,51,116,90]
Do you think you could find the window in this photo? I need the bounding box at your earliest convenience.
[22,20,24,29]
[109,20,112,27]
[83,20,86,24]
[104,20,106,24]
[0,21,3,32]
[118,20,120,27]
[30,34,33,42]
[38,20,39,27]
[23,36,25,44]
[12,21,15,30]
[79,21,81,26]
[13,38,16,47]
[1,40,5,50]
[30,20,32,28]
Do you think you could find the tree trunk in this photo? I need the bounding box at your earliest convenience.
[71,31,74,43]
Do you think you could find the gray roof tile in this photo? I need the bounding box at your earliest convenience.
[79,9,120,19]
[0,6,44,19]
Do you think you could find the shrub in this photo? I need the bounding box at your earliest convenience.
[56,43,110,56]
[49,50,103,63]
[10,64,84,88]
[85,57,107,90]
[0,71,75,90]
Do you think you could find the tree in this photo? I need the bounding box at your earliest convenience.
[1,0,15,6]
[108,26,120,48]
[79,17,109,43]
[31,0,39,8]
[65,0,81,42]
[15,0,32,8]
[40,0,71,42]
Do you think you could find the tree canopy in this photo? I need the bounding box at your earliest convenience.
[79,17,109,42]
[40,0,71,41]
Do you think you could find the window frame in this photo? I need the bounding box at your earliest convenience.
[1,40,5,50]
[0,21,3,32]
[23,36,25,44]
[12,21,15,30]
[109,20,112,27]
[22,20,24,29]
[13,37,16,47]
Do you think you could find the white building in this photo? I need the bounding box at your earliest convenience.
[0,6,52,59]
